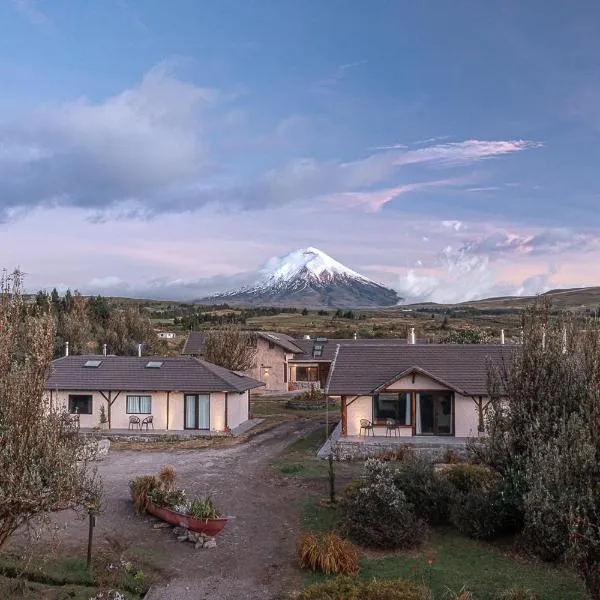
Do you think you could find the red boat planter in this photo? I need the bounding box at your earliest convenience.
[147,502,229,537]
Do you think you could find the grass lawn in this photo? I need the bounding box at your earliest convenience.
[0,548,160,599]
[271,423,362,483]
[300,497,586,600]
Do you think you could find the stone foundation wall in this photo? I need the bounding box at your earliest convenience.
[330,440,471,462]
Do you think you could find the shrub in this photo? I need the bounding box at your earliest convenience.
[299,576,432,600]
[129,475,159,515]
[393,454,453,525]
[494,589,539,600]
[342,459,426,549]
[147,487,187,510]
[443,449,460,464]
[376,445,414,462]
[157,465,176,490]
[443,464,500,494]
[297,532,359,575]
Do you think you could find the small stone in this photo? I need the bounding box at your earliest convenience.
[153,522,170,529]
[173,526,187,536]
[203,539,217,549]
[177,535,188,542]
[194,541,203,550]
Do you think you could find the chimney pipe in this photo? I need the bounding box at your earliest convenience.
[65,341,69,357]
[410,327,416,345]
[103,343,107,356]
[137,343,142,357]
[500,329,505,345]
[353,332,358,341]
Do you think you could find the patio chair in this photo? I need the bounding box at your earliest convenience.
[128,415,141,430]
[140,415,154,430]
[385,418,399,437]
[359,419,374,437]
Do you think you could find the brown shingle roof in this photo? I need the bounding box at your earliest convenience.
[46,355,264,393]
[325,344,514,396]
[291,338,414,362]
[181,330,303,355]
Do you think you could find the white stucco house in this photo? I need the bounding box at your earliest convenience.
[326,344,513,439]
[45,355,264,432]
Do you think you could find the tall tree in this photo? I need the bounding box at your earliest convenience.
[0,270,100,549]
[62,292,92,355]
[203,326,257,371]
[484,301,600,597]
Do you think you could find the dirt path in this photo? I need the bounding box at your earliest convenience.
[8,419,320,599]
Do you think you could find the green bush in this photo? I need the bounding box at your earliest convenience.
[392,454,453,525]
[299,576,432,600]
[451,486,503,539]
[342,459,427,549]
[443,464,500,494]
[147,487,187,510]
[188,496,220,520]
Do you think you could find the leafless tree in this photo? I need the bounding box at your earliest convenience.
[203,326,257,371]
[0,270,101,550]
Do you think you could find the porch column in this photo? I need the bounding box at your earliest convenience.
[341,395,347,436]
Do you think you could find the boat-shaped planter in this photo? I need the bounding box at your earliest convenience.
[147,502,230,536]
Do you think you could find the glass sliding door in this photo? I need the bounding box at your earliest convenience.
[415,392,453,436]
[184,394,211,429]
[198,394,210,429]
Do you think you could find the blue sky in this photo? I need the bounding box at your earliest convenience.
[1,0,600,302]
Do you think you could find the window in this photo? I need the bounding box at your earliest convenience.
[268,341,275,349]
[374,392,411,425]
[295,366,319,382]
[126,395,152,414]
[68,394,92,415]
[145,361,163,368]
[246,334,257,348]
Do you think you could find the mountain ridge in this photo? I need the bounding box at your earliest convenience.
[203,247,400,308]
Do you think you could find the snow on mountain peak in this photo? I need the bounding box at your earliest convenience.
[258,247,370,286]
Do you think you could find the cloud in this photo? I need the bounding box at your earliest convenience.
[442,220,463,231]
[10,0,50,26]
[0,63,541,220]
[326,179,467,212]
[78,271,259,301]
[395,244,556,303]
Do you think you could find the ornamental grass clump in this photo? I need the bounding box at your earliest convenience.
[297,532,359,575]
[129,464,178,515]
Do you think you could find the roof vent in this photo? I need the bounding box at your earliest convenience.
[313,343,324,358]
[145,361,164,368]
[315,337,328,342]
[84,360,102,368]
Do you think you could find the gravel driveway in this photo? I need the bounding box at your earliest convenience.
[9,419,321,600]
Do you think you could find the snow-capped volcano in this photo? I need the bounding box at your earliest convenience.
[206,247,400,308]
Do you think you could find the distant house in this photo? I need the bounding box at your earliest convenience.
[326,344,512,438]
[182,331,425,393]
[46,355,264,431]
[288,337,416,391]
[182,331,303,392]
[157,331,176,340]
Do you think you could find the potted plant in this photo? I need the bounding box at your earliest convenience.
[99,405,108,430]
[130,466,230,537]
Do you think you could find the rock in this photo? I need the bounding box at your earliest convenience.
[203,538,217,549]
[177,535,189,542]
[173,526,187,536]
[194,541,203,550]
[153,522,171,529]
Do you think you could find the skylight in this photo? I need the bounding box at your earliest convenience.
[316,337,328,342]
[145,361,164,369]
[84,360,102,368]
